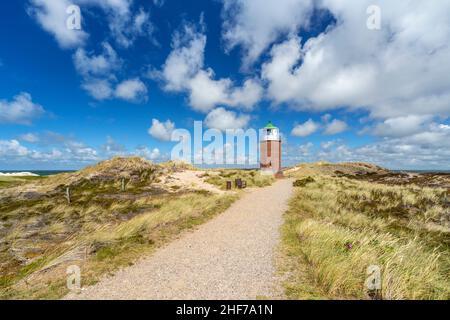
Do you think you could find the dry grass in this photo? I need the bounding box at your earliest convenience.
[204,169,275,189]
[0,189,238,299]
[281,169,450,300]
[0,157,243,299]
[0,176,45,189]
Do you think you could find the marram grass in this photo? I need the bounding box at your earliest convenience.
[281,174,450,300]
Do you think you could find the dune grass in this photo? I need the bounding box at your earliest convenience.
[281,174,450,300]
[0,185,237,299]
[0,176,45,189]
[204,169,274,189]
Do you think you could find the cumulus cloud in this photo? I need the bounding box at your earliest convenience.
[73,43,147,102]
[101,136,126,156]
[73,42,121,77]
[298,142,313,156]
[0,140,29,157]
[371,115,432,138]
[159,23,263,112]
[204,107,250,131]
[104,5,155,48]
[291,119,319,137]
[324,119,348,135]
[0,133,167,167]
[28,0,89,48]
[0,93,45,125]
[159,23,206,91]
[74,43,117,100]
[63,140,99,161]
[286,121,450,169]
[74,43,148,101]
[148,119,175,141]
[30,1,153,103]
[81,79,114,100]
[135,146,161,160]
[18,133,40,143]
[132,8,158,46]
[115,78,148,102]
[320,140,336,150]
[221,0,314,66]
[153,0,165,7]
[0,136,98,165]
[261,1,450,120]
[90,1,154,48]
[29,0,155,49]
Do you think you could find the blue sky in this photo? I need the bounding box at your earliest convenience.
[1,0,449,170]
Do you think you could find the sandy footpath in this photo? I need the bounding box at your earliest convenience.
[65,178,294,300]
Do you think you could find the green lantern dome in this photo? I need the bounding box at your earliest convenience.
[264,121,277,129]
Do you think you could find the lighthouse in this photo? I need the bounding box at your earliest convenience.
[260,121,282,174]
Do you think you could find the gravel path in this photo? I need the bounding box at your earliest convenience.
[66,178,293,300]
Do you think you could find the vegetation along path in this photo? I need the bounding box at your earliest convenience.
[66,178,294,300]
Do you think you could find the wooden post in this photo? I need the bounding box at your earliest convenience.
[226,181,232,190]
[65,187,71,204]
[121,178,125,191]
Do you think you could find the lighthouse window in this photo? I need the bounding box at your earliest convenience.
[267,129,272,135]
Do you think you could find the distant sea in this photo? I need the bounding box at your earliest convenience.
[0,170,75,176]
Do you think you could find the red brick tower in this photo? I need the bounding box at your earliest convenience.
[260,121,281,174]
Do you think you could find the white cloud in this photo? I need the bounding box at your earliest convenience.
[135,146,161,160]
[73,42,147,102]
[298,142,313,156]
[320,140,336,150]
[0,134,168,166]
[148,119,175,141]
[159,23,263,112]
[321,114,332,123]
[161,24,206,91]
[73,42,121,77]
[226,78,263,111]
[153,0,165,7]
[261,1,450,120]
[101,136,126,156]
[204,107,250,131]
[0,140,29,157]
[371,115,432,138]
[115,78,148,102]
[18,133,40,143]
[291,119,319,137]
[77,0,131,15]
[30,0,154,49]
[324,119,348,135]
[0,136,98,164]
[64,141,99,161]
[285,121,450,169]
[82,79,114,100]
[132,8,157,46]
[76,0,152,48]
[82,78,148,102]
[28,0,89,48]
[74,43,119,100]
[0,93,45,125]
[221,0,314,66]
[107,6,154,48]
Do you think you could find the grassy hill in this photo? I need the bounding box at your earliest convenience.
[4,158,446,300]
[0,157,272,299]
[280,162,450,300]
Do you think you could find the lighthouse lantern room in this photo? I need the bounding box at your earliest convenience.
[260,121,282,175]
